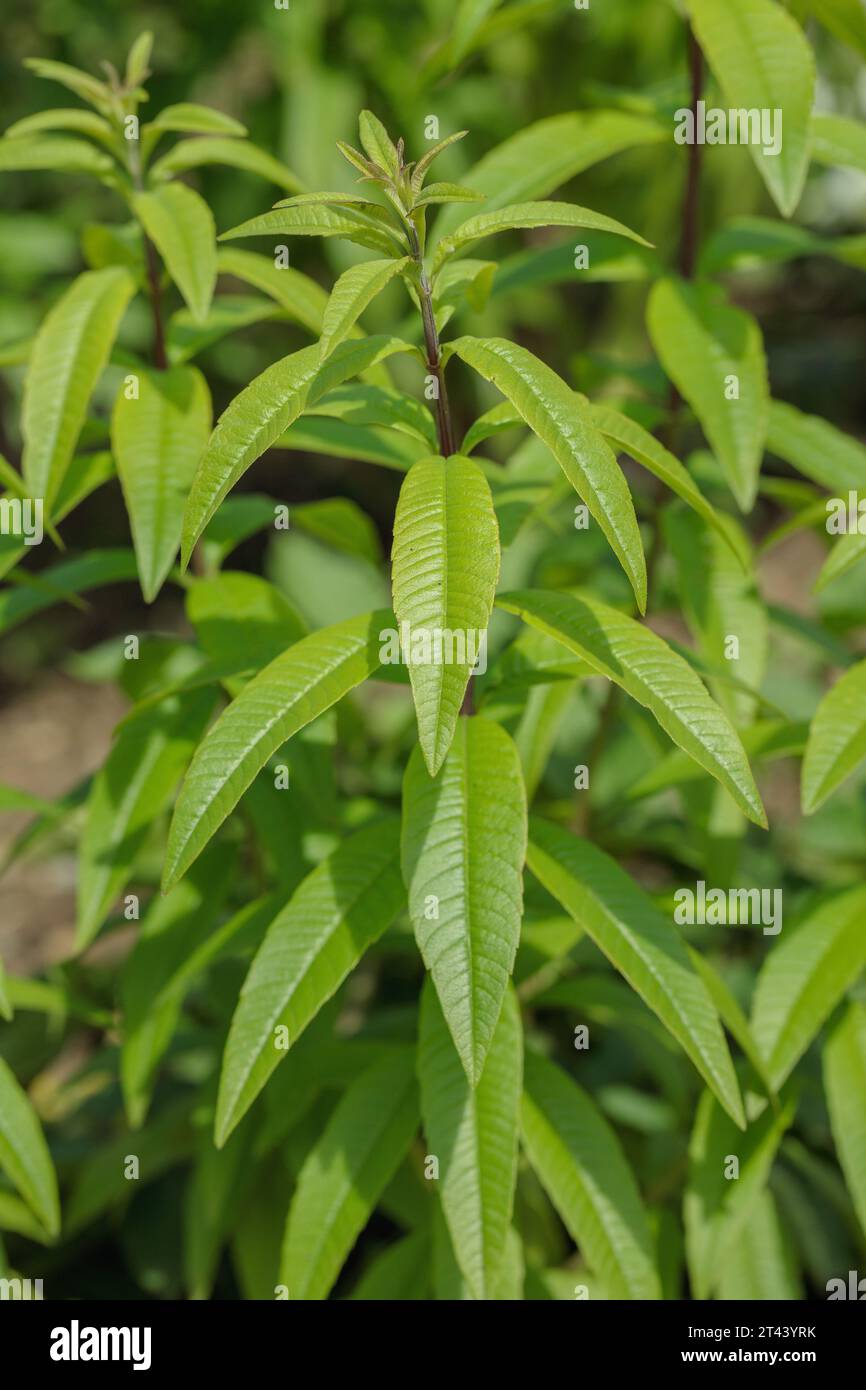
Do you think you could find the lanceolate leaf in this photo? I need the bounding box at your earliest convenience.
[22,267,135,507]
[816,529,866,592]
[0,1056,60,1238]
[279,1049,419,1299]
[810,112,866,174]
[216,248,328,333]
[219,204,403,257]
[686,0,815,217]
[589,403,748,570]
[419,980,522,1300]
[216,818,405,1146]
[498,589,766,826]
[432,200,651,273]
[646,277,769,511]
[802,658,866,813]
[402,717,527,1085]
[823,1002,866,1236]
[449,337,647,611]
[358,110,400,177]
[111,364,211,601]
[146,102,247,136]
[0,134,113,174]
[163,609,390,889]
[765,398,866,492]
[527,817,745,1128]
[318,256,410,361]
[751,886,866,1090]
[133,183,217,323]
[151,136,304,191]
[520,1050,660,1299]
[391,455,500,774]
[77,688,216,949]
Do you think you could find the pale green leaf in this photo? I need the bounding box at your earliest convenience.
[216,248,328,332]
[163,609,390,889]
[392,455,500,773]
[527,817,745,1127]
[402,716,527,1085]
[433,199,651,274]
[419,980,521,1299]
[0,1054,60,1238]
[449,337,646,611]
[22,267,135,506]
[823,1002,866,1236]
[151,136,304,192]
[111,364,211,602]
[802,657,866,812]
[0,134,112,174]
[5,108,114,144]
[811,112,866,174]
[766,398,866,492]
[133,183,217,323]
[147,102,246,136]
[358,110,400,176]
[521,1050,660,1299]
[219,204,404,257]
[816,529,866,592]
[279,1050,419,1299]
[686,0,815,216]
[24,57,113,112]
[751,886,866,1089]
[498,589,766,826]
[646,277,768,511]
[318,256,410,362]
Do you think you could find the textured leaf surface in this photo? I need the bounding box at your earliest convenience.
[111,365,211,602]
[134,183,217,322]
[433,199,651,272]
[216,818,405,1146]
[279,1050,419,1299]
[647,277,768,511]
[220,204,402,257]
[318,256,410,361]
[419,980,521,1299]
[450,337,646,610]
[402,716,527,1085]
[527,817,744,1127]
[802,658,866,812]
[77,688,215,949]
[0,1055,60,1238]
[392,455,500,774]
[823,1002,866,1236]
[498,589,766,826]
[521,1050,659,1299]
[686,0,815,216]
[22,267,135,506]
[751,887,866,1089]
[164,610,390,889]
[152,136,304,190]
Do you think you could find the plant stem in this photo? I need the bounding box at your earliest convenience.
[126,133,167,371]
[408,227,455,457]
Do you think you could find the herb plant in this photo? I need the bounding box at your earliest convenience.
[1,4,866,1303]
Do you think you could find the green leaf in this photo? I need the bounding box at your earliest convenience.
[589,403,748,570]
[433,199,651,274]
[77,688,216,949]
[188,570,306,677]
[0,134,113,175]
[646,278,768,511]
[306,383,437,448]
[358,110,400,176]
[111,365,211,602]
[717,1190,802,1300]
[685,0,815,216]
[391,455,500,773]
[318,257,410,362]
[802,658,866,813]
[526,817,745,1127]
[684,1088,795,1299]
[22,267,135,507]
[5,108,114,144]
[432,110,665,243]
[751,886,866,1090]
[823,1002,866,1236]
[146,102,247,137]
[24,56,113,112]
[133,183,217,323]
[125,31,154,87]
[279,1049,419,1299]
[350,1229,432,1300]
[216,818,404,1146]
[419,979,521,1300]
[0,549,138,634]
[402,716,527,1085]
[520,1050,660,1299]
[766,398,866,492]
[151,137,304,192]
[215,248,328,332]
[413,182,484,209]
[293,498,383,564]
[449,337,646,611]
[0,1054,60,1237]
[166,295,279,365]
[411,131,469,190]
[163,609,390,889]
[806,0,866,58]
[816,529,866,592]
[811,112,866,174]
[219,204,404,257]
[181,337,412,561]
[498,590,766,826]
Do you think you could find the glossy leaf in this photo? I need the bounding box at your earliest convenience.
[432,199,651,273]
[133,183,217,323]
[318,256,410,361]
[0,1055,60,1238]
[802,658,866,813]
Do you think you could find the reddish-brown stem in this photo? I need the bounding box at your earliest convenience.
[144,236,167,371]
